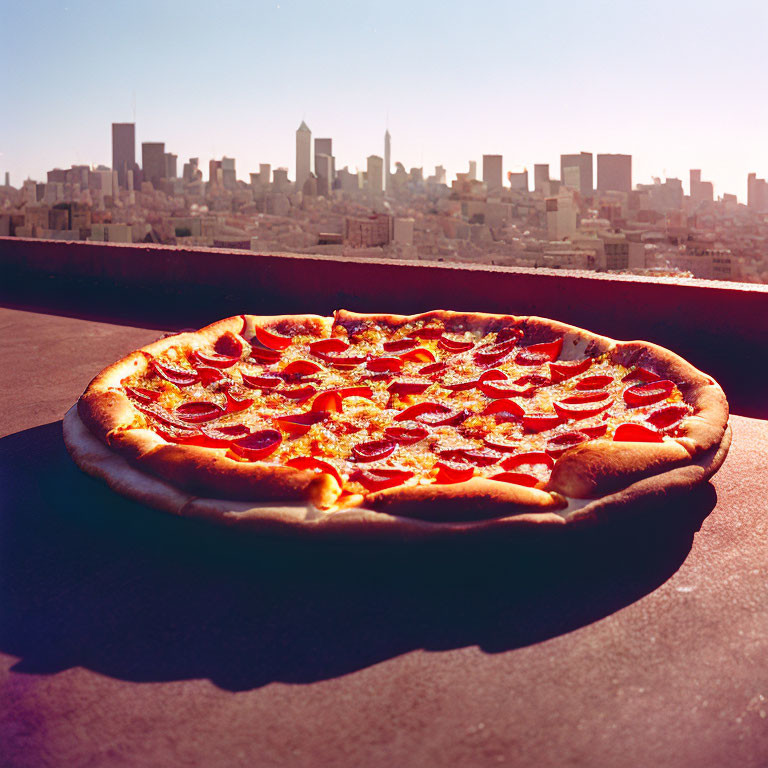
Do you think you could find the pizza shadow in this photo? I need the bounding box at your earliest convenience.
[1,420,718,693]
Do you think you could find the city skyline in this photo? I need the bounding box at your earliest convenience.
[2,0,767,200]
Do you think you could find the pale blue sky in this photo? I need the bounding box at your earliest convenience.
[2,0,767,200]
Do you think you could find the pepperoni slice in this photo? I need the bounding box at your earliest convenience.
[312,391,343,413]
[197,366,226,385]
[193,350,240,369]
[522,412,565,433]
[399,347,436,363]
[623,380,675,407]
[352,439,397,462]
[249,346,282,364]
[253,325,292,350]
[241,372,282,389]
[124,385,161,404]
[501,451,555,472]
[230,429,283,460]
[419,361,448,377]
[515,338,564,366]
[198,423,252,446]
[275,411,329,435]
[474,339,518,366]
[367,356,405,373]
[282,359,325,376]
[151,360,199,387]
[439,336,475,353]
[309,338,350,356]
[514,373,551,387]
[280,384,317,402]
[442,376,481,392]
[481,398,525,420]
[613,422,664,443]
[393,401,448,422]
[545,431,590,458]
[622,367,660,383]
[479,380,537,399]
[224,387,254,413]
[417,406,467,427]
[646,403,691,431]
[384,423,430,445]
[383,337,418,353]
[153,421,204,444]
[412,326,444,340]
[353,467,414,492]
[549,357,593,383]
[434,461,474,484]
[553,392,613,420]
[578,418,609,438]
[482,435,520,453]
[575,375,613,391]
[323,353,369,369]
[285,457,343,487]
[489,472,540,487]
[174,401,226,423]
[337,386,374,400]
[457,448,503,467]
[387,379,431,396]
[214,332,246,358]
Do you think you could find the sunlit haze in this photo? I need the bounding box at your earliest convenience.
[3,0,767,200]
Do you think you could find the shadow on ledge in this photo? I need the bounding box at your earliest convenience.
[0,420,717,693]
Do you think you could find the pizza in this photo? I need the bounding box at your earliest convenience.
[64,309,731,536]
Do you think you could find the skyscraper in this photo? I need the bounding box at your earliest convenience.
[367,155,384,194]
[482,155,503,192]
[384,130,391,192]
[296,121,311,191]
[560,152,593,195]
[112,123,135,188]
[597,154,632,193]
[141,142,166,187]
[314,138,334,183]
[534,164,550,193]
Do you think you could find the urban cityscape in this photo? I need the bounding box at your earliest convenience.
[2,120,768,284]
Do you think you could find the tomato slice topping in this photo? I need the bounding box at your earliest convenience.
[474,339,518,366]
[282,359,325,375]
[438,447,503,467]
[553,392,613,420]
[367,356,405,373]
[489,472,540,487]
[252,325,292,350]
[622,367,660,383]
[174,401,227,423]
[387,379,431,395]
[545,431,590,458]
[124,385,161,404]
[434,461,475,484]
[522,412,565,433]
[500,451,555,472]
[275,411,329,435]
[394,401,451,422]
[249,346,282,364]
[230,429,283,460]
[646,403,691,431]
[439,336,475,353]
[322,353,369,369]
[575,374,614,390]
[151,360,199,387]
[515,337,563,366]
[197,366,225,385]
[153,421,204,443]
[384,423,430,445]
[482,435,520,453]
[285,457,343,487]
[412,325,445,339]
[312,391,343,413]
[224,387,254,413]
[353,467,414,492]
[241,372,282,389]
[549,357,593,383]
[193,350,240,369]
[613,422,664,443]
[419,361,448,377]
[442,376,481,392]
[198,423,252,446]
[514,373,551,387]
[623,379,675,407]
[280,384,318,402]
[479,380,537,399]
[399,347,436,363]
[578,417,610,438]
[309,338,350,356]
[383,337,418,352]
[481,398,525,420]
[418,406,467,427]
[352,439,397,462]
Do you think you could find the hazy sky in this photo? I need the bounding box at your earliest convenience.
[3,0,767,200]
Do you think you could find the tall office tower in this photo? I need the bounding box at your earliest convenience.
[112,123,136,188]
[690,169,701,192]
[384,130,391,192]
[467,161,477,181]
[259,163,271,187]
[183,157,200,182]
[164,153,178,179]
[747,173,768,212]
[314,138,333,179]
[141,142,166,187]
[367,155,384,194]
[482,155,503,192]
[534,164,550,193]
[560,152,593,195]
[296,121,311,191]
[316,154,333,197]
[222,157,237,189]
[597,154,632,193]
[4,172,9,187]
